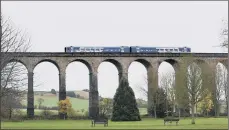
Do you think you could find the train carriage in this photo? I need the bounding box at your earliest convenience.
[65,46,191,53]
[64,46,131,53]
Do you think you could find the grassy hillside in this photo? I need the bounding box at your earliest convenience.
[22,93,89,112]
[22,90,147,115]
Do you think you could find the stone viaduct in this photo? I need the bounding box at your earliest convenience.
[2,52,228,118]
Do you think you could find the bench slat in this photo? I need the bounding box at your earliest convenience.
[91,118,108,127]
[164,118,180,126]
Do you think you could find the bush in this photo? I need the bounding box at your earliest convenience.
[76,94,80,98]
[67,108,78,118]
[66,91,76,98]
[51,89,56,94]
[39,106,58,110]
[83,110,89,117]
[111,77,141,121]
[82,89,89,92]
[40,109,55,119]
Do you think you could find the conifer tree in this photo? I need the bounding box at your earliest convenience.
[111,77,141,121]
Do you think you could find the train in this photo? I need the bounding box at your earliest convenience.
[64,46,191,53]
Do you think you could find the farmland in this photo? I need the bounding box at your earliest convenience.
[21,91,147,115]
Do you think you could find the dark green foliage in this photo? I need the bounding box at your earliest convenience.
[66,91,76,98]
[111,77,141,121]
[51,89,56,94]
[82,89,89,92]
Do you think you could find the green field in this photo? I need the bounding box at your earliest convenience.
[22,92,147,115]
[1,118,228,129]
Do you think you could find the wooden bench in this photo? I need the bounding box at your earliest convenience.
[91,118,108,127]
[164,118,180,126]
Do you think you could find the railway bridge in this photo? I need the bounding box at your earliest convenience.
[1,52,228,118]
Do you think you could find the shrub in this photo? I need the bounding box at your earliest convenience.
[66,91,76,98]
[67,108,77,118]
[76,94,80,98]
[58,98,72,120]
[82,89,89,92]
[83,110,89,117]
[40,109,55,119]
[51,89,56,94]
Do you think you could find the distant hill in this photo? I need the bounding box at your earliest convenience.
[33,90,89,99]
[74,90,89,100]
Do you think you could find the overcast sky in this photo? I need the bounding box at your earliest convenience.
[1,1,228,100]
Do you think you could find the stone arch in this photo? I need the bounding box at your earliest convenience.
[34,59,60,73]
[160,58,179,71]
[158,59,176,90]
[67,59,93,73]
[219,59,228,69]
[190,59,211,72]
[100,59,123,73]
[129,59,152,71]
[3,58,28,72]
[127,59,152,104]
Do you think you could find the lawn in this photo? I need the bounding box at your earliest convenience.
[1,118,228,129]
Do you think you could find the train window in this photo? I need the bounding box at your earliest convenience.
[170,49,173,51]
[165,49,168,51]
[174,49,178,51]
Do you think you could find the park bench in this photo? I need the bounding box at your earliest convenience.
[91,117,108,127]
[164,118,180,126]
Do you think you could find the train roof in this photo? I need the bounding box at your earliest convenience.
[65,46,190,48]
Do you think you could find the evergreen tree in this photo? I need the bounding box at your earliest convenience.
[51,89,56,94]
[111,77,141,121]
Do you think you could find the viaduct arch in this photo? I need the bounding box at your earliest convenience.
[2,52,228,118]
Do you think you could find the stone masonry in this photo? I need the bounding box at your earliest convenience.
[2,52,228,118]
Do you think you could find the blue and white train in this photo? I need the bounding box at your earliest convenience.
[64,46,191,53]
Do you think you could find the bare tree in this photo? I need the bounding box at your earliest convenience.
[37,98,44,109]
[1,89,25,119]
[215,64,228,114]
[159,72,176,116]
[0,15,30,118]
[175,58,213,124]
[220,20,228,48]
[99,98,113,117]
[137,72,175,118]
